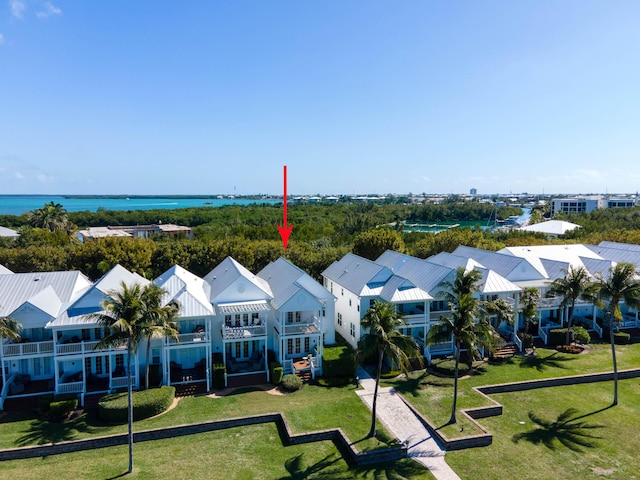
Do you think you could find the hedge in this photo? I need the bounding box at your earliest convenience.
[548,328,568,346]
[613,332,630,345]
[49,399,78,418]
[212,363,226,389]
[322,344,356,378]
[270,362,283,385]
[98,386,175,424]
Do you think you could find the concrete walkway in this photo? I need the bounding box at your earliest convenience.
[356,367,461,480]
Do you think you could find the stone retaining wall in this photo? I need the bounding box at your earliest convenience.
[0,412,406,466]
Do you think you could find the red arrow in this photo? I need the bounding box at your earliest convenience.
[277,165,294,250]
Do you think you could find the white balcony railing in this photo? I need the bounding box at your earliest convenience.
[56,340,125,355]
[283,322,320,335]
[58,381,83,394]
[110,377,130,389]
[223,325,266,340]
[3,340,54,357]
[166,332,208,345]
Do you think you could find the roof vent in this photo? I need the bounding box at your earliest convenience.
[34,277,40,282]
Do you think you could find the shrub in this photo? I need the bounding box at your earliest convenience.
[322,344,356,378]
[281,374,303,392]
[212,363,226,389]
[98,386,175,424]
[520,332,534,349]
[571,326,591,344]
[270,362,283,385]
[613,332,630,345]
[49,399,78,418]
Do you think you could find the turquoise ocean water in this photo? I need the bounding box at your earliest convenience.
[0,195,279,216]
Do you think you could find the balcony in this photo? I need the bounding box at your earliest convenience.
[166,332,208,345]
[283,317,320,336]
[56,340,125,355]
[3,340,54,357]
[222,324,266,340]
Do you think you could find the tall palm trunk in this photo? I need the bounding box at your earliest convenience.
[367,347,384,438]
[565,300,576,345]
[450,340,460,424]
[609,311,619,406]
[127,339,134,474]
[145,336,151,390]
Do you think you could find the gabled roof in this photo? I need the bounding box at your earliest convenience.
[63,264,150,320]
[455,245,546,282]
[322,253,394,296]
[0,271,92,320]
[0,264,13,275]
[377,274,431,302]
[478,268,521,294]
[154,265,214,318]
[427,252,485,271]
[204,257,272,302]
[258,257,334,310]
[499,245,607,278]
[376,250,450,296]
[519,220,580,235]
[587,242,640,269]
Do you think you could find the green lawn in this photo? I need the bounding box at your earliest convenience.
[0,383,391,451]
[0,423,434,480]
[383,341,640,479]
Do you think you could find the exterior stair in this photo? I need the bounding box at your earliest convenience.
[491,344,518,360]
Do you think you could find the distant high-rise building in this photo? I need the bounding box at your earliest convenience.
[470,188,477,195]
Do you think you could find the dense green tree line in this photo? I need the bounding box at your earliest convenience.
[2,202,640,281]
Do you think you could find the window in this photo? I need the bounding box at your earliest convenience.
[338,313,343,326]
[304,337,310,352]
[115,354,124,371]
[295,311,301,323]
[321,307,326,317]
[369,299,375,308]
[252,312,259,323]
[96,356,103,375]
[85,357,92,374]
[152,348,161,364]
[287,338,293,355]
[235,342,241,358]
[234,315,241,327]
[341,288,344,296]
[243,313,249,326]
[295,338,301,353]
[350,323,355,337]
[225,315,232,326]
[287,312,294,323]
[349,298,352,307]
[244,342,249,357]
[82,329,90,341]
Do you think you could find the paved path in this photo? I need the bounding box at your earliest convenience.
[356,367,461,480]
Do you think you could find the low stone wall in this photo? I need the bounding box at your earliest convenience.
[0,412,406,466]
[398,367,640,452]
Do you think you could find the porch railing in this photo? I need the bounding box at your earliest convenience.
[166,332,208,345]
[539,326,549,345]
[110,377,130,389]
[3,340,54,357]
[56,340,125,355]
[512,331,523,352]
[283,322,320,335]
[58,381,83,394]
[222,325,266,340]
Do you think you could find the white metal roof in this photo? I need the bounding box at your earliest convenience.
[519,220,580,235]
[154,265,214,318]
[0,226,20,238]
[499,244,605,277]
[204,257,272,302]
[0,271,92,319]
[455,245,546,282]
[0,264,13,275]
[587,242,640,269]
[322,253,393,296]
[258,257,334,310]
[376,250,452,295]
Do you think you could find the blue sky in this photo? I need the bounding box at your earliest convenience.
[1,1,639,196]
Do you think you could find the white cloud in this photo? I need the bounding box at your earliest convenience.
[36,1,61,19]
[15,171,24,179]
[10,0,25,18]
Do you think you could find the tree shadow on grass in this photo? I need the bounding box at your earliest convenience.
[512,408,604,452]
[386,371,433,397]
[355,458,430,479]
[518,352,575,372]
[278,452,350,480]
[16,414,94,446]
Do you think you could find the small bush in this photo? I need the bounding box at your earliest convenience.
[571,326,591,344]
[212,363,226,389]
[613,332,630,345]
[281,374,303,392]
[98,386,175,424]
[49,399,78,418]
[520,332,534,349]
[270,362,283,385]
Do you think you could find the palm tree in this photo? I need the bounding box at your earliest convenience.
[427,292,495,424]
[358,300,422,438]
[439,267,482,303]
[84,281,179,474]
[29,201,71,233]
[594,262,640,406]
[140,284,180,390]
[520,287,540,337]
[484,298,514,330]
[0,316,22,343]
[547,266,598,345]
